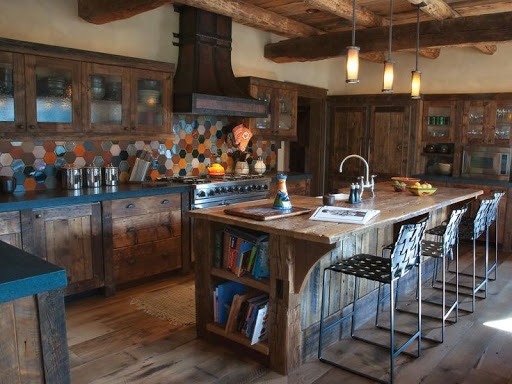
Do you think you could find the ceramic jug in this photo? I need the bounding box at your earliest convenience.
[253,157,266,175]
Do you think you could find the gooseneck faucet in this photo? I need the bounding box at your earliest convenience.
[339,154,376,199]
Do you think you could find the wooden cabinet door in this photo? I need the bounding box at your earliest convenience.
[0,211,22,249]
[275,88,297,138]
[369,106,410,180]
[462,100,496,144]
[24,55,82,134]
[327,107,367,192]
[130,69,171,134]
[247,84,274,136]
[422,100,456,142]
[0,52,26,134]
[21,203,104,295]
[494,100,512,145]
[82,62,130,134]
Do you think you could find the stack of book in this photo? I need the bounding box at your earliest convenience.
[214,226,270,280]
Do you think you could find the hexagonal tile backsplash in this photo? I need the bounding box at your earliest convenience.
[0,115,278,192]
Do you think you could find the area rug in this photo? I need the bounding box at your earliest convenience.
[130,281,196,326]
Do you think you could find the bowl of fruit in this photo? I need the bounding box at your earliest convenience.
[407,181,437,196]
[392,180,407,192]
[391,177,420,186]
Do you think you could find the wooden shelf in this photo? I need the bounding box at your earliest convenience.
[206,322,269,355]
[211,268,270,293]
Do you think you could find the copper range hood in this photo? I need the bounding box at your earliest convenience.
[173,6,267,117]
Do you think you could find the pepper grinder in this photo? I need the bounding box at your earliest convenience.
[348,183,356,204]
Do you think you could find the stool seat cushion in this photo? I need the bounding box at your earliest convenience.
[329,254,391,283]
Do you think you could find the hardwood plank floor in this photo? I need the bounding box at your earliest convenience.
[67,245,512,383]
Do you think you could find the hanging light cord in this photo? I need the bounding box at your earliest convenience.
[415,4,420,70]
[351,0,356,46]
[388,0,393,60]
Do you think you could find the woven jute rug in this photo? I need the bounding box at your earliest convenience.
[130,281,196,326]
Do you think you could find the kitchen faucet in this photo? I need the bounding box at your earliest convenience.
[339,154,376,199]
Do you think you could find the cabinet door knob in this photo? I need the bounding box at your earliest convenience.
[131,126,136,131]
[127,258,135,265]
[35,214,42,219]
[161,222,170,228]
[126,227,136,233]
[161,252,169,259]
[124,126,129,131]
[28,124,36,130]
[161,199,169,205]
[126,203,135,209]
[16,124,25,130]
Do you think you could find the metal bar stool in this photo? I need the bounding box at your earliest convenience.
[427,198,493,313]
[318,219,428,384]
[485,191,505,281]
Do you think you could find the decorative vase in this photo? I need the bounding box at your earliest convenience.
[253,157,266,175]
[234,161,250,175]
[272,174,292,211]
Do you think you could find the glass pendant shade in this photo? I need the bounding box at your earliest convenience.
[382,60,394,93]
[411,70,421,99]
[346,46,360,84]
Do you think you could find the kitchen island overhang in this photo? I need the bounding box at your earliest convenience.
[189,185,483,374]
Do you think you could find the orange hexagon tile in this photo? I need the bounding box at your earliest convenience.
[191,168,199,176]
[150,169,160,180]
[172,165,180,174]
[44,152,56,164]
[185,135,193,145]
[23,178,37,191]
[198,144,205,153]
[198,163,206,173]
[178,158,187,168]
[165,139,174,148]
[74,145,86,157]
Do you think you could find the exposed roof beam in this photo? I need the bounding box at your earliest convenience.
[408,0,497,54]
[473,44,498,55]
[304,0,387,27]
[78,0,172,24]
[408,0,459,20]
[264,11,512,63]
[407,47,441,59]
[79,0,322,38]
[360,52,386,63]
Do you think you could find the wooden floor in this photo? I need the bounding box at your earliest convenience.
[67,245,512,383]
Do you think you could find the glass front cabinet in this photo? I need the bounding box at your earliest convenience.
[0,52,25,133]
[422,100,456,142]
[463,100,511,145]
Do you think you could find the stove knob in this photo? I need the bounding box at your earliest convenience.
[256,185,262,190]
[252,184,257,190]
[228,186,234,192]
[244,186,250,192]
[263,184,269,190]
[198,191,206,197]
[215,187,221,194]
[208,190,215,196]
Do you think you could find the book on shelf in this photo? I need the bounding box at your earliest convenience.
[309,206,380,224]
[250,302,269,345]
[215,281,246,324]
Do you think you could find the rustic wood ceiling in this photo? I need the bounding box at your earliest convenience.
[78,0,512,62]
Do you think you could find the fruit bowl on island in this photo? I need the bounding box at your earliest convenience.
[391,177,420,192]
[407,181,437,196]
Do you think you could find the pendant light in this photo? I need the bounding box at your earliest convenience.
[411,3,425,99]
[346,0,360,83]
[382,0,394,93]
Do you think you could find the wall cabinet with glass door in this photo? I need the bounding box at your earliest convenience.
[422,100,456,142]
[83,65,171,135]
[0,38,174,138]
[462,99,512,145]
[237,77,297,139]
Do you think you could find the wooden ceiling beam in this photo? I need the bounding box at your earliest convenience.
[79,0,322,38]
[360,52,386,63]
[473,44,498,54]
[304,0,387,27]
[78,0,172,24]
[264,11,512,63]
[407,0,459,20]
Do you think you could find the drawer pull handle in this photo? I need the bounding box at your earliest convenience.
[126,203,135,209]
[35,214,42,219]
[16,124,25,130]
[123,126,129,131]
[161,199,169,205]
[161,222,170,228]
[127,258,136,265]
[126,227,137,233]
[28,124,36,130]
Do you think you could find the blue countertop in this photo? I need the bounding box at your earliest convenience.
[0,183,191,212]
[414,174,512,188]
[0,241,67,303]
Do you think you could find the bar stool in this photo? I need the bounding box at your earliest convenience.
[427,198,493,313]
[318,219,428,384]
[486,191,505,281]
[417,206,467,342]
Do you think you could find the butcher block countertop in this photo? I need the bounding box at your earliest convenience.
[188,184,483,244]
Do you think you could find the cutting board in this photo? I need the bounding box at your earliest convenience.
[224,205,311,221]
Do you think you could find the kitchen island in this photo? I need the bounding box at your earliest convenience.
[188,184,482,374]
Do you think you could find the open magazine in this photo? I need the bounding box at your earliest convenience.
[309,206,380,224]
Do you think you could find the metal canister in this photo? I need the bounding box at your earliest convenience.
[103,165,119,186]
[62,164,82,190]
[83,165,102,188]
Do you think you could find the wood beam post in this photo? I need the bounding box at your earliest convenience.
[473,44,498,55]
[408,0,459,20]
[304,0,387,27]
[78,0,173,24]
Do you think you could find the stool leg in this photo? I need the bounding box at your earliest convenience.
[351,276,360,337]
[441,251,446,343]
[484,227,489,299]
[432,258,439,287]
[375,282,382,327]
[318,268,329,359]
[494,220,498,280]
[472,237,476,313]
[417,259,422,356]
[390,279,395,384]
[455,237,459,322]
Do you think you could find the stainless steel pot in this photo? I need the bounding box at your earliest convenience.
[83,165,102,188]
[62,165,82,190]
[103,165,119,186]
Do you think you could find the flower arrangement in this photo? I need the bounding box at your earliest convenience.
[227,124,253,163]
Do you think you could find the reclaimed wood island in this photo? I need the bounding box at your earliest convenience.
[188,185,482,374]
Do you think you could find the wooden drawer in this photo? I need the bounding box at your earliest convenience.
[0,211,21,248]
[111,194,181,219]
[270,179,310,196]
[113,237,182,284]
[112,211,181,248]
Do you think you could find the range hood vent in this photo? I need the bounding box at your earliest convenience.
[173,6,267,117]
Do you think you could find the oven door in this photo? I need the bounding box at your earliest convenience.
[462,147,511,181]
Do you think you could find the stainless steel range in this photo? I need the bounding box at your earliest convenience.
[158,175,271,209]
